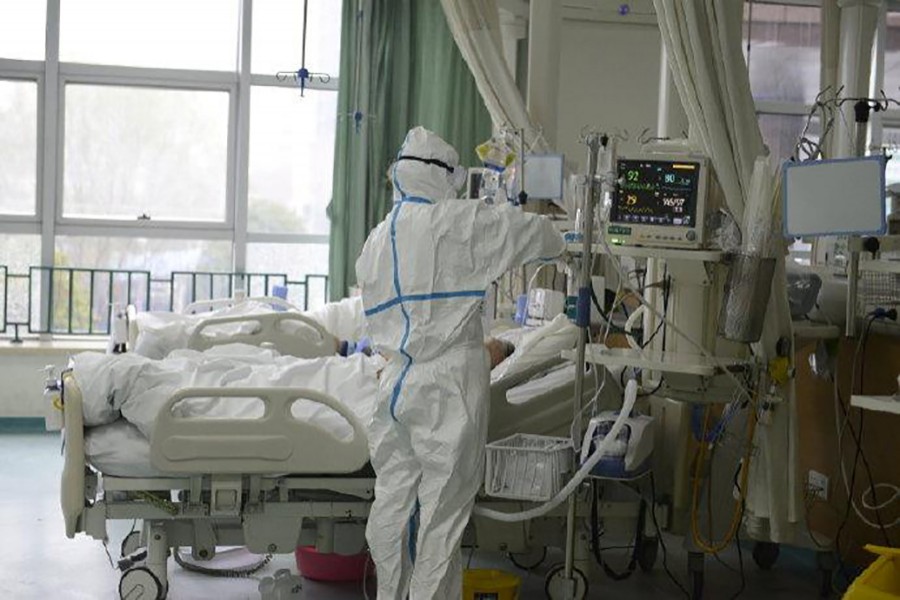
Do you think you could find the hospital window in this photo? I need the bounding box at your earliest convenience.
[62,85,231,223]
[743,2,822,106]
[0,79,38,217]
[59,0,241,72]
[744,1,821,265]
[0,3,46,61]
[0,0,342,338]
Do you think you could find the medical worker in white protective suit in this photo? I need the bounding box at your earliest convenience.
[356,126,566,599]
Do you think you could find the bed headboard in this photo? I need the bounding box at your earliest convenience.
[150,387,369,475]
[187,312,337,359]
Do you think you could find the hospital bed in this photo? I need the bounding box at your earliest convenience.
[60,370,588,598]
[60,312,592,598]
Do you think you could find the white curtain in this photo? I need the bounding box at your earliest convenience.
[654,1,802,543]
[439,0,550,152]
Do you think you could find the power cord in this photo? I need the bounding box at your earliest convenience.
[649,472,691,599]
[173,547,272,578]
[835,313,894,555]
[590,480,638,581]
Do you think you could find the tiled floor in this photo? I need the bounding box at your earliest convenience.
[0,433,826,599]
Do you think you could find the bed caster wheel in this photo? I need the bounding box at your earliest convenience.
[509,546,547,570]
[119,566,165,600]
[636,535,659,572]
[752,541,780,570]
[544,564,588,600]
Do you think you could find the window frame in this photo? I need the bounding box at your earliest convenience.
[0,0,338,330]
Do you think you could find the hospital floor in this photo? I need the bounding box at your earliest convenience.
[1,433,824,599]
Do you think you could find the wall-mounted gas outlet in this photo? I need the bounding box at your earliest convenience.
[808,470,829,502]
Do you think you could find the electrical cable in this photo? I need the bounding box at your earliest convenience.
[846,315,891,537]
[649,472,691,599]
[689,398,757,554]
[834,315,895,551]
[570,278,627,451]
[728,462,748,600]
[834,381,899,530]
[362,546,371,600]
[595,234,757,404]
[641,274,670,350]
[173,547,272,578]
[589,480,639,581]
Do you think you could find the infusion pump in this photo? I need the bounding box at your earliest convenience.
[607,153,719,249]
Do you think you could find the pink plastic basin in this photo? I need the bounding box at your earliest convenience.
[294,546,374,582]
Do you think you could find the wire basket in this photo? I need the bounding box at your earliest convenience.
[856,267,900,317]
[484,434,572,502]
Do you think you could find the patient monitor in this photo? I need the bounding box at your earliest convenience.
[608,153,715,249]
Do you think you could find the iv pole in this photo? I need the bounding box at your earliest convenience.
[562,132,603,597]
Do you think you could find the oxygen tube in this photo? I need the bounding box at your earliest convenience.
[474,379,638,523]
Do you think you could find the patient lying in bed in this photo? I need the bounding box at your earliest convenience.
[79,308,576,477]
[78,345,385,477]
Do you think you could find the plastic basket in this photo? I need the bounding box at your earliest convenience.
[845,545,900,600]
[484,434,572,502]
[463,569,520,600]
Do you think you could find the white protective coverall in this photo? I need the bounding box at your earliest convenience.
[356,127,565,599]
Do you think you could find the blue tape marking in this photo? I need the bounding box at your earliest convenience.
[576,286,592,327]
[388,197,414,422]
[408,498,420,564]
[364,290,486,317]
[400,196,432,205]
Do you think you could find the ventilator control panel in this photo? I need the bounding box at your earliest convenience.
[609,154,711,249]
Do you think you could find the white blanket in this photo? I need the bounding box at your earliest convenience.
[73,344,385,442]
[491,314,579,384]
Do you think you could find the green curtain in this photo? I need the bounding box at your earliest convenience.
[327,0,493,300]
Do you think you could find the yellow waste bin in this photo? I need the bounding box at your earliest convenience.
[462,569,521,600]
[845,545,900,600]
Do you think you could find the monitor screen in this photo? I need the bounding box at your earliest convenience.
[611,159,702,227]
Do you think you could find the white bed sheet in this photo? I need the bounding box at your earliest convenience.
[85,419,158,477]
[505,363,578,406]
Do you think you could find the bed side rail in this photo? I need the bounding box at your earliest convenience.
[150,387,369,475]
[182,296,302,315]
[187,312,336,359]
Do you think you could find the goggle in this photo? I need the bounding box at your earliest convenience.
[397,155,457,174]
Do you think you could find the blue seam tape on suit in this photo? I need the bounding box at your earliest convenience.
[388,198,414,422]
[364,290,486,317]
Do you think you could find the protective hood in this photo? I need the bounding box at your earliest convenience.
[392,126,466,202]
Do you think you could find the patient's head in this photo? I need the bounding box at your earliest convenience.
[486,337,516,369]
